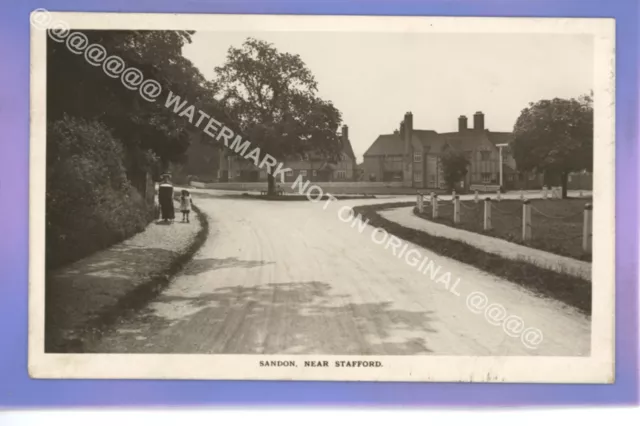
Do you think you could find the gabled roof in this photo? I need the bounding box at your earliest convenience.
[441,130,513,152]
[486,131,513,146]
[413,130,447,153]
[363,133,404,156]
[365,128,513,157]
[341,137,356,160]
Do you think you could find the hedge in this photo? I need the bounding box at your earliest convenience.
[46,116,153,269]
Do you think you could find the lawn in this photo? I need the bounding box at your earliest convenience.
[415,197,592,262]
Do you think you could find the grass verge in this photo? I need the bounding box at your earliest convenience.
[415,197,591,261]
[352,201,591,315]
[48,200,210,353]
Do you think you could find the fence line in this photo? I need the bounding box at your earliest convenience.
[413,195,593,254]
[530,205,583,221]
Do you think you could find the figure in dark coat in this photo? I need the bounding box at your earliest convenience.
[158,175,175,222]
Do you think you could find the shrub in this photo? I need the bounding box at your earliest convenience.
[46,116,152,269]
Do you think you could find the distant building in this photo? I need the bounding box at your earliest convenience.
[362,111,542,190]
[217,125,357,183]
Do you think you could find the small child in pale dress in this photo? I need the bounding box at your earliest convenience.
[180,190,193,223]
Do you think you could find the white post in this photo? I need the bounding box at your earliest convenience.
[432,195,439,219]
[499,146,504,188]
[520,190,524,201]
[496,189,501,202]
[454,196,460,224]
[522,200,532,242]
[583,203,592,253]
[474,190,479,203]
[542,186,548,199]
[417,193,423,213]
[452,189,456,199]
[483,198,492,231]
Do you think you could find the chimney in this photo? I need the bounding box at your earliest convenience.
[404,111,413,155]
[341,124,349,142]
[458,115,468,132]
[473,111,484,130]
[399,121,405,140]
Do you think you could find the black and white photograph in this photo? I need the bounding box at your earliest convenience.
[29,12,615,382]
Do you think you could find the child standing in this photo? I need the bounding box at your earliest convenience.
[180,189,193,223]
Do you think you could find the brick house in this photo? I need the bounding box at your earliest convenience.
[362,111,542,190]
[217,125,357,183]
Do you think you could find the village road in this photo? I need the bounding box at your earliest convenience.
[87,189,590,356]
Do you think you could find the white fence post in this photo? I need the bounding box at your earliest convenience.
[454,196,460,224]
[474,190,479,203]
[430,191,435,205]
[432,194,439,219]
[522,200,532,242]
[417,193,423,213]
[496,189,501,202]
[542,186,548,199]
[483,198,492,231]
[583,203,592,253]
[452,189,456,199]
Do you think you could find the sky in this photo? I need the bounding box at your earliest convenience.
[182,32,593,163]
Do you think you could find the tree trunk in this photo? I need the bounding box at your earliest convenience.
[561,171,569,199]
[267,173,276,196]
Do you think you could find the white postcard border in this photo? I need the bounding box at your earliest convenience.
[29,12,615,383]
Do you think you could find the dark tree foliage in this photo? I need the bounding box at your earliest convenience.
[214,38,343,194]
[47,30,226,172]
[439,150,470,191]
[511,94,593,198]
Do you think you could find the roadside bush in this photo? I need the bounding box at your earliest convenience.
[46,116,152,269]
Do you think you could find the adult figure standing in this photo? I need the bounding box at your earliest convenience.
[158,173,175,222]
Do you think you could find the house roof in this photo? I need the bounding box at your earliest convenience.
[341,137,356,160]
[364,128,513,157]
[413,130,447,153]
[363,133,405,156]
[486,131,513,146]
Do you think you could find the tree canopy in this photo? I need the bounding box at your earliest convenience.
[439,150,470,191]
[213,37,344,193]
[47,30,225,172]
[511,94,593,197]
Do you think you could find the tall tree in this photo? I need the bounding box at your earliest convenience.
[47,30,225,174]
[439,150,470,191]
[214,37,343,194]
[511,94,593,198]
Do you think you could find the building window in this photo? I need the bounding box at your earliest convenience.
[481,172,491,183]
[312,170,317,177]
[480,151,491,161]
[336,170,347,179]
[414,171,422,182]
[300,170,307,177]
[236,170,241,177]
[285,170,293,177]
[413,152,422,163]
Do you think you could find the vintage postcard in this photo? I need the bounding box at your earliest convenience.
[29,11,615,382]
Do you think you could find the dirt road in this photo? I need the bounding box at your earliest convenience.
[87,190,590,355]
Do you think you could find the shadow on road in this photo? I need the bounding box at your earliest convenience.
[87,281,437,355]
[182,257,274,276]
